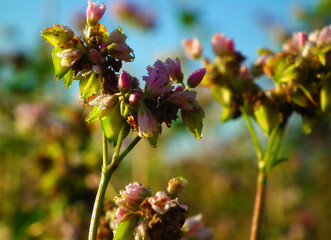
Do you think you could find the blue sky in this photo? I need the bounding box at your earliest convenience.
[0,0,313,78]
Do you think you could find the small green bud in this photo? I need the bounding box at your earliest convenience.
[320,79,331,112]
[167,177,188,198]
[254,99,280,135]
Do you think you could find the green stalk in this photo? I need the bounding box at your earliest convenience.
[88,125,141,240]
[240,107,263,161]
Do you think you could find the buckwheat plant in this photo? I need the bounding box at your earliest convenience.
[41,1,205,239]
[183,26,331,239]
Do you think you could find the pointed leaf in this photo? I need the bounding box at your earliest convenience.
[101,106,130,147]
[86,106,103,123]
[181,110,203,139]
[79,72,101,100]
[113,215,138,240]
[41,24,74,47]
[321,79,331,112]
[52,46,70,80]
[270,157,288,169]
[146,132,159,148]
[63,68,75,88]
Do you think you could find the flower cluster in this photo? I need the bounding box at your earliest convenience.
[185,26,331,135]
[113,177,194,239]
[41,1,205,146]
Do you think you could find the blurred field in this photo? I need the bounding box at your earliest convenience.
[1,0,331,239]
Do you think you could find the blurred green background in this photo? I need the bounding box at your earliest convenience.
[1,0,331,239]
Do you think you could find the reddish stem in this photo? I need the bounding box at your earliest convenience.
[250,170,267,240]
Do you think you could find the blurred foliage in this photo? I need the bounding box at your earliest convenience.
[1,0,331,239]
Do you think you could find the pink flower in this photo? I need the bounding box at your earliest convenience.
[56,48,82,67]
[89,48,101,63]
[283,32,308,52]
[118,71,137,90]
[137,105,162,138]
[128,92,140,105]
[317,25,331,44]
[165,90,199,111]
[115,182,153,212]
[187,68,206,88]
[211,33,235,55]
[239,65,249,78]
[86,0,106,27]
[182,38,203,59]
[143,60,173,96]
[115,207,128,222]
[182,214,214,240]
[89,94,119,110]
[148,191,178,214]
[164,57,184,83]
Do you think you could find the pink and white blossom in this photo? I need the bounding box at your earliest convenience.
[56,49,82,67]
[211,33,235,55]
[148,191,178,214]
[283,32,308,52]
[137,106,162,138]
[86,0,106,27]
[182,38,203,59]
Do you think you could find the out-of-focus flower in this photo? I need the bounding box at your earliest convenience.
[182,38,203,59]
[165,90,199,111]
[137,105,162,138]
[282,32,308,52]
[211,33,235,55]
[143,60,173,96]
[56,49,82,67]
[317,25,331,44]
[111,1,156,30]
[187,68,206,88]
[148,191,178,214]
[165,57,184,83]
[239,65,249,78]
[115,182,153,212]
[182,214,214,240]
[86,0,106,27]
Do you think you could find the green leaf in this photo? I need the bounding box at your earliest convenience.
[63,68,74,89]
[181,110,203,139]
[86,106,103,123]
[270,157,288,169]
[320,79,331,112]
[146,132,159,148]
[101,106,130,147]
[41,24,74,47]
[254,101,280,136]
[113,215,138,240]
[211,86,232,107]
[220,106,240,122]
[79,72,101,100]
[52,47,70,80]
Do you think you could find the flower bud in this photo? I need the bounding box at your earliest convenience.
[118,71,131,90]
[254,99,280,135]
[165,57,184,83]
[86,0,106,27]
[167,177,188,198]
[115,207,128,222]
[89,94,119,110]
[182,38,203,59]
[137,105,162,138]
[187,68,206,88]
[128,92,140,105]
[183,214,214,240]
[239,65,249,78]
[115,182,153,212]
[211,33,235,55]
[56,48,82,67]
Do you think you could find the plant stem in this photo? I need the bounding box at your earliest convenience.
[250,169,267,240]
[88,127,141,240]
[240,107,263,161]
